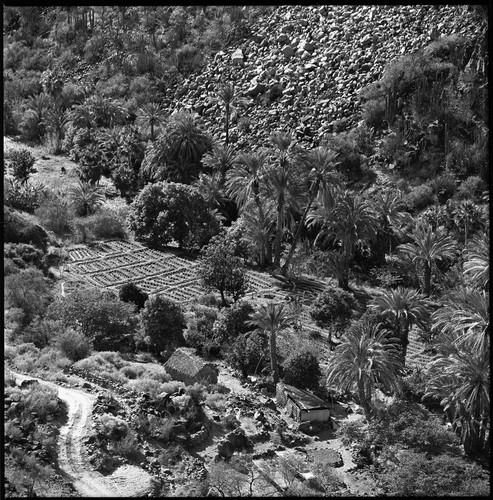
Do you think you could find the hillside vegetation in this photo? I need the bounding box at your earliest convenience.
[4,5,489,497]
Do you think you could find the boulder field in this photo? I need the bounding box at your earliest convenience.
[164,5,486,148]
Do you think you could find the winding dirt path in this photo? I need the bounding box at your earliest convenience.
[13,372,153,497]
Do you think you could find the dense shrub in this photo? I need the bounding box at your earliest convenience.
[4,206,49,251]
[283,350,321,391]
[119,282,149,311]
[46,287,138,352]
[35,196,74,235]
[5,179,47,213]
[87,208,128,240]
[3,243,45,272]
[211,301,255,352]
[139,295,187,356]
[404,184,435,212]
[184,304,219,354]
[6,148,37,183]
[97,414,129,441]
[309,288,356,331]
[225,330,268,378]
[457,175,487,201]
[428,172,457,204]
[4,268,52,327]
[56,329,92,361]
[377,450,490,497]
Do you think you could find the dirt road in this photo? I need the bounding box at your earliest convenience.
[14,373,153,497]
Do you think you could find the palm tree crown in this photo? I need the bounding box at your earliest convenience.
[369,286,431,365]
[397,222,457,296]
[247,301,293,384]
[326,316,402,419]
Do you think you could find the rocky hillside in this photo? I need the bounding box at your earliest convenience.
[170,5,486,148]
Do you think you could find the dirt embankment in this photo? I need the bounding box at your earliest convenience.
[13,372,153,498]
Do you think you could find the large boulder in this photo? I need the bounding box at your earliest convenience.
[281,45,296,60]
[217,439,235,459]
[246,78,266,97]
[231,49,244,65]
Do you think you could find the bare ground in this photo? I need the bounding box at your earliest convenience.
[13,372,154,497]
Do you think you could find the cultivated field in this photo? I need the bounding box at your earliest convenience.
[63,239,432,369]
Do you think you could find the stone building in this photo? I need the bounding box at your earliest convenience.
[276,382,331,422]
[164,347,218,385]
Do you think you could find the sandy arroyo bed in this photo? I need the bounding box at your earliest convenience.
[13,372,154,497]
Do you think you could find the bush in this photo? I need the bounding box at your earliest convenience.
[46,287,138,352]
[97,414,129,441]
[378,450,490,497]
[88,208,127,239]
[283,350,321,391]
[119,282,149,311]
[184,304,218,354]
[428,172,457,203]
[35,197,74,235]
[3,242,45,273]
[5,178,46,213]
[457,175,487,201]
[56,329,92,361]
[4,267,51,327]
[35,347,72,372]
[225,330,268,378]
[6,148,37,183]
[404,184,435,212]
[112,432,143,463]
[309,288,356,331]
[4,206,49,251]
[139,295,187,356]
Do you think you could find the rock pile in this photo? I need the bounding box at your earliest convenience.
[166,5,485,148]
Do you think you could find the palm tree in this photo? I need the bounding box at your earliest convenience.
[68,180,106,216]
[202,143,236,186]
[136,102,166,141]
[268,131,301,268]
[371,188,411,260]
[215,83,248,145]
[325,316,402,419]
[226,150,271,265]
[308,190,378,288]
[397,222,457,296]
[281,146,340,274]
[44,106,70,154]
[432,287,489,354]
[369,286,431,365]
[424,343,489,457]
[247,301,293,385]
[463,231,489,290]
[24,92,53,140]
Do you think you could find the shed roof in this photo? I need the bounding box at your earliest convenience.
[278,382,330,411]
[164,347,216,378]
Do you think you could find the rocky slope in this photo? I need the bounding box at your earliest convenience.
[167,5,486,148]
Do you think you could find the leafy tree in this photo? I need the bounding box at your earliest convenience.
[226,330,268,378]
[140,110,213,184]
[184,304,219,354]
[369,286,431,365]
[119,282,149,311]
[397,222,457,296]
[211,300,255,347]
[197,232,248,306]
[7,148,37,184]
[128,181,219,249]
[326,316,401,419]
[68,180,106,216]
[309,287,356,335]
[139,295,186,356]
[247,302,292,384]
[283,350,321,390]
[46,287,138,352]
[4,268,52,327]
